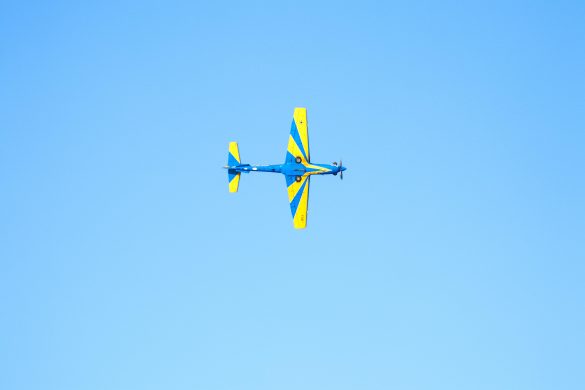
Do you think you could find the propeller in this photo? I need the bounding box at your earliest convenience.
[332,160,344,179]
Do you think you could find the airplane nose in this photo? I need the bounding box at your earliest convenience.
[341,166,347,171]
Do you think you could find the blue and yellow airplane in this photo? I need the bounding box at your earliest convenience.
[225,108,347,229]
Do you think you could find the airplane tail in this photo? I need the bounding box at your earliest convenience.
[227,142,241,192]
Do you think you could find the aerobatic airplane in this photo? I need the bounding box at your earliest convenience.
[224,107,347,229]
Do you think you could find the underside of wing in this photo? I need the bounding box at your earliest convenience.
[285,175,310,229]
[228,170,240,192]
[285,107,310,164]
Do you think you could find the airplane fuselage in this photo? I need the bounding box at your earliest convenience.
[228,162,346,177]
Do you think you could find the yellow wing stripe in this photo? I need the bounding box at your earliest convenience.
[287,176,306,202]
[229,141,240,163]
[286,107,310,163]
[287,136,305,162]
[287,175,310,229]
[293,108,310,162]
[294,178,309,229]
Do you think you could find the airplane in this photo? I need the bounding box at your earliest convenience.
[224,107,347,229]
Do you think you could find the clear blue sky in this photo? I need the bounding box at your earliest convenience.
[1,1,584,389]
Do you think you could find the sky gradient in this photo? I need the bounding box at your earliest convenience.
[1,1,584,389]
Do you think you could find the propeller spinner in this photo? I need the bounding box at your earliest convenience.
[332,160,345,179]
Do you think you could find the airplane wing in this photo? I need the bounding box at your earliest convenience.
[285,107,310,164]
[285,175,310,229]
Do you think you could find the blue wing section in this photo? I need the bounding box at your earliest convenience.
[285,175,310,229]
[285,108,310,164]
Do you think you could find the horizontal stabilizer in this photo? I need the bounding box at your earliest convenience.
[227,142,241,192]
[228,169,240,192]
[228,142,241,165]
